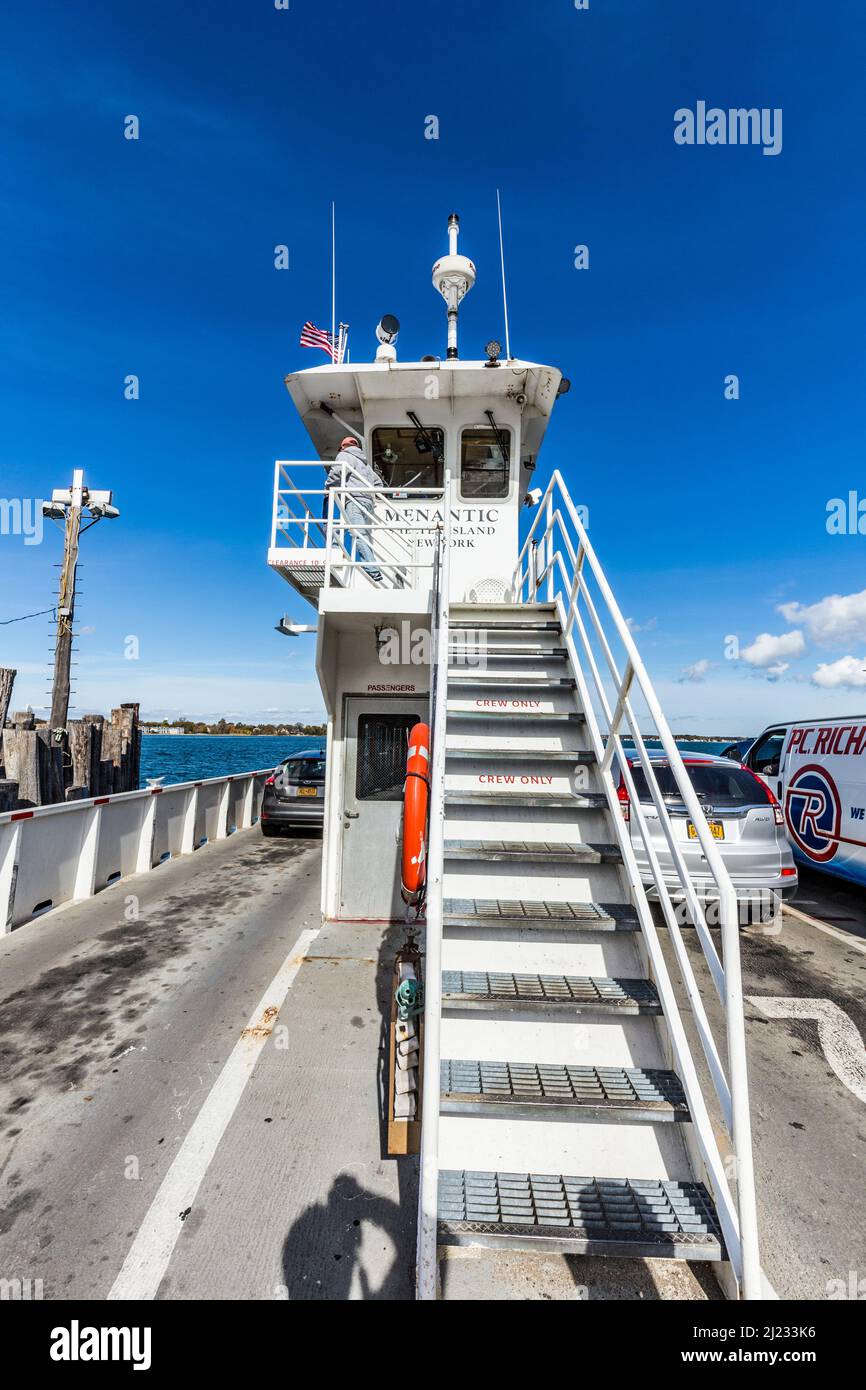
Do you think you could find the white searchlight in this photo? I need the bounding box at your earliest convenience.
[375,314,400,362]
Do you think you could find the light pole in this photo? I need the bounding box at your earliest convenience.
[42,468,120,740]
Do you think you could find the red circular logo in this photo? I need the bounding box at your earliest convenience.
[785,763,841,863]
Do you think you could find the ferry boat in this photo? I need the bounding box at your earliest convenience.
[267,215,765,1300]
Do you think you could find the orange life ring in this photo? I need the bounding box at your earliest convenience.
[401,723,430,905]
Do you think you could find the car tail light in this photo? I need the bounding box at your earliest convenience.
[741,765,784,823]
[617,776,630,823]
[264,775,276,787]
[781,866,797,877]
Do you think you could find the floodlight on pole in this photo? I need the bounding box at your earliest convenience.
[46,468,120,737]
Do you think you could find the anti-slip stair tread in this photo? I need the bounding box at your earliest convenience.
[449,644,568,654]
[447,676,577,689]
[444,790,607,808]
[450,602,557,612]
[440,1060,689,1119]
[442,972,661,1013]
[449,621,562,632]
[446,709,584,722]
[442,898,639,930]
[437,1172,724,1258]
[443,839,622,863]
[445,747,596,762]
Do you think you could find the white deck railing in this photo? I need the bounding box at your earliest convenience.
[513,470,761,1300]
[0,769,273,933]
[270,461,443,590]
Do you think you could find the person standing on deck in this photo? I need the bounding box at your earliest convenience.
[324,437,383,583]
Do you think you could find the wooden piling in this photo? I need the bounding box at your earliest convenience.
[0,668,16,730]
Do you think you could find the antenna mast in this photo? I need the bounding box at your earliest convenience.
[432,213,476,360]
[496,189,512,362]
[331,201,336,361]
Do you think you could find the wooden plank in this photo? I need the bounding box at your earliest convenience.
[35,729,64,806]
[386,951,423,1157]
[2,729,39,806]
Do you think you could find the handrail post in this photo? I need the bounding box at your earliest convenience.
[270,463,280,549]
[324,486,335,589]
[721,886,762,1299]
[416,467,452,1300]
[600,660,634,772]
[545,492,554,601]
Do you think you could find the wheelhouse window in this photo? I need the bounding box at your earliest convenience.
[371,427,445,491]
[460,428,511,499]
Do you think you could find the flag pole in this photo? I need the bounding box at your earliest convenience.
[331,201,336,362]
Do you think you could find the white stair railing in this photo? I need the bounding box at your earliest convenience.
[513,470,761,1301]
[416,468,452,1300]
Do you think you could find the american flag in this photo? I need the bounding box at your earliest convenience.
[299,321,348,363]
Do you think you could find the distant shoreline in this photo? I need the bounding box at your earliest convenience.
[141,732,325,738]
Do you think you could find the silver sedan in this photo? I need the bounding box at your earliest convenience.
[615,751,797,923]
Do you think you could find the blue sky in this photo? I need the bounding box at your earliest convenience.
[2,0,865,732]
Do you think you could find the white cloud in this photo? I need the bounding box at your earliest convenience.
[811,655,866,690]
[778,588,866,646]
[626,616,657,634]
[741,630,805,668]
[765,662,789,681]
[678,658,713,682]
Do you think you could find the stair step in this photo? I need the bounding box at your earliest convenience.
[444,791,607,809]
[443,898,639,932]
[446,709,584,723]
[447,676,576,689]
[449,621,561,633]
[440,1061,689,1122]
[437,1172,724,1261]
[444,839,622,865]
[450,603,557,614]
[442,972,661,1015]
[448,647,568,660]
[445,747,595,763]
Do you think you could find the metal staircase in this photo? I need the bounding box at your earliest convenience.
[416,474,762,1301]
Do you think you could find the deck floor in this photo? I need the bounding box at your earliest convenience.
[1,837,863,1300]
[0,828,416,1300]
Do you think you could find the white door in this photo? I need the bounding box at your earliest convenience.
[339,697,426,920]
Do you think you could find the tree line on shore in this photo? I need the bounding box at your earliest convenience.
[141,718,326,737]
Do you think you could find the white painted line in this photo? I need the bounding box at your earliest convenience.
[108,926,319,1300]
[783,903,866,956]
[747,995,866,1105]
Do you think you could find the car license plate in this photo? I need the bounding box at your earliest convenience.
[688,820,724,841]
[297,786,317,797]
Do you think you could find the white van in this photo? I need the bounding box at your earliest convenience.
[741,717,866,886]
